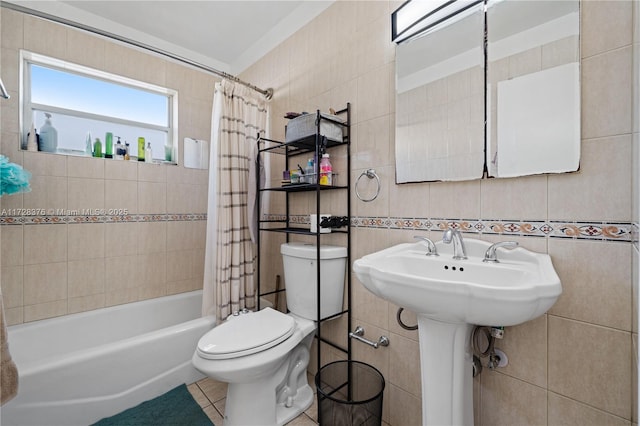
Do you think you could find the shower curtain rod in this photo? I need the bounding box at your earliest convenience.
[0,1,274,100]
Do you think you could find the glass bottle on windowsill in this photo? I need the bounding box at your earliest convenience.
[93,138,102,158]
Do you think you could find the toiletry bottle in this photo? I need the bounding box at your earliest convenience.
[105,132,113,159]
[145,142,153,163]
[137,137,145,162]
[319,153,332,185]
[26,123,38,152]
[93,138,103,158]
[114,137,124,160]
[305,158,315,184]
[124,142,130,160]
[164,141,172,162]
[39,113,58,152]
[85,132,93,156]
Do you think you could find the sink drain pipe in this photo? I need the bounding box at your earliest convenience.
[396,308,418,331]
[394,313,508,376]
[471,326,507,374]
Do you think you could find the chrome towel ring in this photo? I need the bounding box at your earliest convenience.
[355,168,381,202]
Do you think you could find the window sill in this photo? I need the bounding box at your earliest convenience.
[21,148,178,165]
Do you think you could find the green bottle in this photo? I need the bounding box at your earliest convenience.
[93,138,102,158]
[105,132,113,158]
[138,137,145,162]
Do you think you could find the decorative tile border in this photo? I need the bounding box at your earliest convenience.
[7,211,629,242]
[351,216,633,242]
[0,213,207,225]
[269,214,633,242]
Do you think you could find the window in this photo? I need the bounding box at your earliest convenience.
[21,51,178,162]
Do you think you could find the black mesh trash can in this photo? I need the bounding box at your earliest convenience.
[315,360,385,426]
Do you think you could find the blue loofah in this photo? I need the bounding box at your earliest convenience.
[0,155,31,197]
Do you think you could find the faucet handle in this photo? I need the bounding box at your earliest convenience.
[483,241,519,263]
[413,236,439,256]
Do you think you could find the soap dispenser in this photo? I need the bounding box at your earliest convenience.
[114,137,124,160]
[39,113,58,152]
[145,142,153,163]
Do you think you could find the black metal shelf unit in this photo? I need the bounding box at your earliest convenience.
[256,104,352,375]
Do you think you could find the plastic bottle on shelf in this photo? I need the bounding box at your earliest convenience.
[105,132,113,158]
[319,153,332,186]
[26,123,38,152]
[137,137,145,162]
[164,141,172,162]
[305,158,315,184]
[145,142,153,163]
[39,113,58,152]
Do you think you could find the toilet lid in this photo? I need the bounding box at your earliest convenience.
[197,308,296,360]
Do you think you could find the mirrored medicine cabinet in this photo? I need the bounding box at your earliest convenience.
[394,0,580,183]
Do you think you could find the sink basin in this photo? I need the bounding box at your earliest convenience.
[353,238,561,326]
[354,237,562,426]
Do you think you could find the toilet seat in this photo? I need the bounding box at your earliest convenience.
[196,308,296,360]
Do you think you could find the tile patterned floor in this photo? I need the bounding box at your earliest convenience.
[187,374,318,426]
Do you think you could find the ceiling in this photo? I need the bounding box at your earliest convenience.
[5,0,333,74]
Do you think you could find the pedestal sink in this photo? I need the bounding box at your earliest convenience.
[353,237,561,426]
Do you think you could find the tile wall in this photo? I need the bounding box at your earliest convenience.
[0,9,213,324]
[240,1,637,425]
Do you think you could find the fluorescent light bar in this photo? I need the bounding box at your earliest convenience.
[392,0,484,44]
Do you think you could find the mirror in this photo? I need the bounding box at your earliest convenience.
[487,0,580,178]
[395,2,485,183]
[394,0,580,182]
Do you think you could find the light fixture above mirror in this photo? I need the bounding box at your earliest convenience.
[392,0,484,44]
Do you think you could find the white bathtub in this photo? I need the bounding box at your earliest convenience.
[1,290,216,426]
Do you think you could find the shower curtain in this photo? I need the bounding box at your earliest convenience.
[202,80,269,321]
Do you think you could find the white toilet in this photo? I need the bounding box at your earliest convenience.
[192,242,347,426]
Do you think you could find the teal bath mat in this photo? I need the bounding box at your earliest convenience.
[92,384,214,426]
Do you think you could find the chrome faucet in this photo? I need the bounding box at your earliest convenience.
[442,229,467,260]
[413,236,439,256]
[483,241,519,263]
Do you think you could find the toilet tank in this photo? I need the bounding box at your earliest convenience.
[280,243,347,321]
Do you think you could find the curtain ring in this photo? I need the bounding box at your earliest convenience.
[355,169,381,202]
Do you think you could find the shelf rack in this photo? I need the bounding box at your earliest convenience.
[256,104,352,380]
